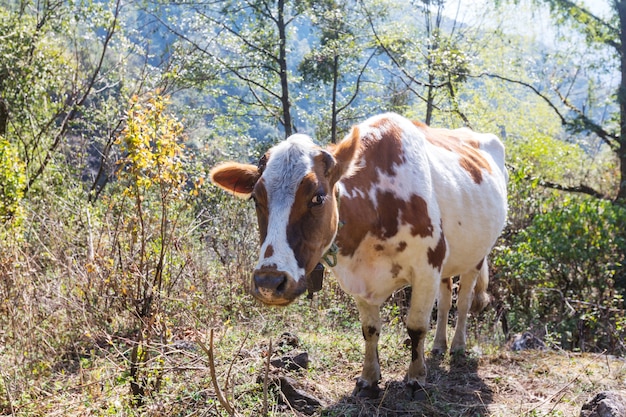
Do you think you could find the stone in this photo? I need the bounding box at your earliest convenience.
[580,391,626,417]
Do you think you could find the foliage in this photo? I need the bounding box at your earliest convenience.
[0,139,25,225]
[493,197,626,353]
[110,92,190,405]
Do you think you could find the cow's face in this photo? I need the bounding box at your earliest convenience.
[210,130,360,306]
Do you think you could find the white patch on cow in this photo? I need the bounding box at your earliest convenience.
[256,134,318,282]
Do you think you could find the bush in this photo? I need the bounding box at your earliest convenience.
[0,138,25,225]
[493,197,626,354]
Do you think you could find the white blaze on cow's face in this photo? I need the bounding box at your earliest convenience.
[252,135,317,303]
[209,132,361,306]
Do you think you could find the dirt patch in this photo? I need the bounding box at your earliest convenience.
[287,349,626,417]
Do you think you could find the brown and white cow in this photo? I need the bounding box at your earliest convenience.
[210,112,507,397]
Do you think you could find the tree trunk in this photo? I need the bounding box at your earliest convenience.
[331,54,339,144]
[0,99,7,137]
[617,0,626,202]
[277,0,293,138]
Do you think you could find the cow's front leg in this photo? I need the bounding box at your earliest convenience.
[405,271,438,392]
[352,297,381,398]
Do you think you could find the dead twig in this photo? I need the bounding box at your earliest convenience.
[0,369,16,417]
[196,329,236,416]
[263,339,272,416]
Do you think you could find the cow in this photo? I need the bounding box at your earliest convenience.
[209,112,508,398]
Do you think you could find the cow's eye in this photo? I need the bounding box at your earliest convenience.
[311,193,326,207]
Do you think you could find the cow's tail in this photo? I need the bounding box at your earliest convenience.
[471,257,491,313]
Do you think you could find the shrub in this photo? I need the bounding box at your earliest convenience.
[493,197,626,354]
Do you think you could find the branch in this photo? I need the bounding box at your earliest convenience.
[553,87,619,150]
[509,164,610,201]
[548,0,620,50]
[535,178,609,200]
[474,72,568,126]
[360,1,438,90]
[196,329,237,416]
[476,72,619,151]
[149,11,282,102]
[262,338,272,417]
[27,0,122,190]
[336,49,377,114]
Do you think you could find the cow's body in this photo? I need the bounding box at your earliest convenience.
[210,113,507,397]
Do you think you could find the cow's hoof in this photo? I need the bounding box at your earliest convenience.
[352,378,381,399]
[431,346,447,357]
[405,379,428,401]
[450,346,467,356]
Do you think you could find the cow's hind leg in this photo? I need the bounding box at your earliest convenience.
[432,277,453,355]
[405,269,439,392]
[352,297,382,398]
[450,259,489,353]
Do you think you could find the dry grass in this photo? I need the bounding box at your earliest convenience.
[2,292,624,417]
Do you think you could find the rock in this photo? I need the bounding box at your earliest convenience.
[508,332,546,351]
[580,391,626,417]
[277,332,299,349]
[270,351,310,371]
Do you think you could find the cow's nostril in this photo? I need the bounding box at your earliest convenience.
[254,272,288,294]
[276,277,287,293]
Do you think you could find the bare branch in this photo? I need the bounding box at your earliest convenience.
[475,72,619,151]
[27,0,122,190]
[474,72,569,125]
[196,329,237,416]
[508,164,610,201]
[553,87,619,150]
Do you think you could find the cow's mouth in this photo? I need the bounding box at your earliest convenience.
[251,269,307,306]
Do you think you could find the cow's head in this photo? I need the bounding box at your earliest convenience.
[210,129,360,306]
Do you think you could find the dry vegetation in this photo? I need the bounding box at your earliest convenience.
[1,269,624,417]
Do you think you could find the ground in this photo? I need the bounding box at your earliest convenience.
[262,335,626,417]
[1,300,625,417]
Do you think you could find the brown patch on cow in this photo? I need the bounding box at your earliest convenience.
[328,125,361,184]
[252,179,269,241]
[341,120,406,197]
[362,325,379,340]
[374,244,384,252]
[286,155,339,275]
[396,241,407,252]
[391,263,403,278]
[413,121,492,184]
[407,328,425,362]
[427,224,447,271]
[442,276,452,293]
[337,191,433,257]
[402,194,434,237]
[264,245,274,259]
[336,117,436,257]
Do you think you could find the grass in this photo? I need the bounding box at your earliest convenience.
[2,283,624,417]
[0,199,624,417]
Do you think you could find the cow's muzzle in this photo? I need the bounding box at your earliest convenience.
[252,268,307,306]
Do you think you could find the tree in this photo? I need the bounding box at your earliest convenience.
[0,0,123,194]
[299,0,377,143]
[492,0,626,202]
[363,0,473,126]
[155,0,308,139]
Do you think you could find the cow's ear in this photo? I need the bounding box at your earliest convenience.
[210,162,260,199]
[328,125,361,183]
